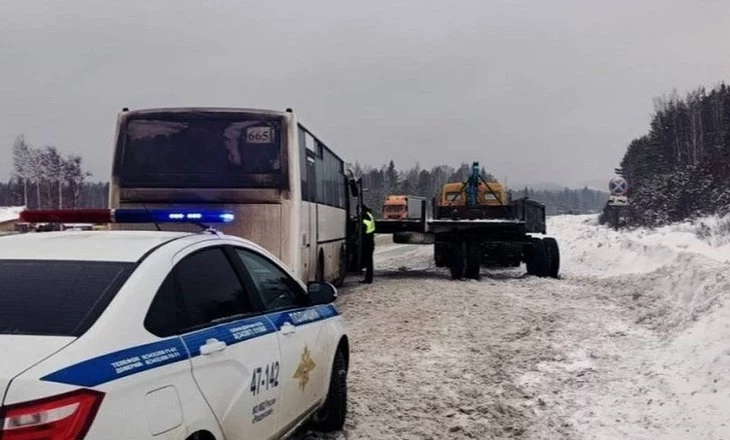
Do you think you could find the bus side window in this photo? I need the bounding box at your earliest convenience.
[298,127,308,201]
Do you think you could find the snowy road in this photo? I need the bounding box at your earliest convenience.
[296,215,730,440]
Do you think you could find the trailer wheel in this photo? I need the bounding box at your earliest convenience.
[465,242,481,280]
[526,238,548,277]
[543,237,560,279]
[525,241,536,275]
[449,242,465,280]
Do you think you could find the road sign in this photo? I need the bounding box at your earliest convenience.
[609,177,628,195]
[607,195,629,206]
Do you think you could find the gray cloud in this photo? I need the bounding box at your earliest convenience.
[1,0,730,188]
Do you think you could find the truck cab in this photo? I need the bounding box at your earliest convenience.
[383,195,427,220]
[383,195,408,220]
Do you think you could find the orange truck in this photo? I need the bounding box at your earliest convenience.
[382,195,427,220]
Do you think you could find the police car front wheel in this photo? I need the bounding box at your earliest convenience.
[311,349,347,432]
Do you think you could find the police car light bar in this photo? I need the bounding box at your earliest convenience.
[19,209,235,224]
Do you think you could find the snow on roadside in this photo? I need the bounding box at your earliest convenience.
[0,206,24,223]
[550,214,730,333]
[551,214,730,278]
[547,214,730,439]
[647,301,730,439]
[298,215,730,439]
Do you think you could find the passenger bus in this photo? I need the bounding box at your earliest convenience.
[109,107,363,285]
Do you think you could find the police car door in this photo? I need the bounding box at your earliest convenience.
[172,246,282,439]
[233,248,330,432]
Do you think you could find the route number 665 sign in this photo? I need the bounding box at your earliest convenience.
[246,126,273,144]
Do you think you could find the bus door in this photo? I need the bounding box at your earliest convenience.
[302,152,318,282]
[347,178,364,273]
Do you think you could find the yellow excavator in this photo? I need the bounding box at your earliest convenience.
[439,180,508,208]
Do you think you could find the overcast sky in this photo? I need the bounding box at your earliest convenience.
[1,0,729,189]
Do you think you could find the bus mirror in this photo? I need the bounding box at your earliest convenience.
[307,282,338,304]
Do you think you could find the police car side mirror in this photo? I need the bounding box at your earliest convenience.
[307,282,338,305]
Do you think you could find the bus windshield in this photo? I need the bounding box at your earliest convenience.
[117,114,286,188]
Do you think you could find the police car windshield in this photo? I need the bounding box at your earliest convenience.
[118,114,285,189]
[0,260,133,337]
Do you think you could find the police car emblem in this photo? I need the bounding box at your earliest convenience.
[293,346,316,390]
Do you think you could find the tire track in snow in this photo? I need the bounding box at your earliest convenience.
[297,243,627,439]
[297,220,730,439]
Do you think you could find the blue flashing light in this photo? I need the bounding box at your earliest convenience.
[112,209,235,224]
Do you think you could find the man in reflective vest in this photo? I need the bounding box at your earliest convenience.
[361,205,376,284]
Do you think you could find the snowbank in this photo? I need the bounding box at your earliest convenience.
[550,214,730,279]
[649,301,730,439]
[0,206,24,223]
[299,215,730,439]
[550,214,730,331]
[548,214,730,439]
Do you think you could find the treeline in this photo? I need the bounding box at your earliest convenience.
[351,160,607,216]
[0,181,109,209]
[611,83,730,226]
[1,136,606,215]
[517,187,607,215]
[0,136,108,209]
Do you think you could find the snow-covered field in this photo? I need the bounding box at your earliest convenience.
[297,214,730,440]
[0,206,23,223]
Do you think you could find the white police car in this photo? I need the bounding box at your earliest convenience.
[0,209,349,440]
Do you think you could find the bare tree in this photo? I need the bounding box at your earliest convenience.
[11,135,31,207]
[27,147,46,209]
[41,146,65,208]
[5,136,97,209]
[64,155,91,208]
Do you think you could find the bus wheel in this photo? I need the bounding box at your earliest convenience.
[316,252,325,282]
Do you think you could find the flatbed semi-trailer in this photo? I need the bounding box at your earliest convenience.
[373,162,560,280]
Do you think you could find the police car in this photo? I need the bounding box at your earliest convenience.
[0,209,349,440]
